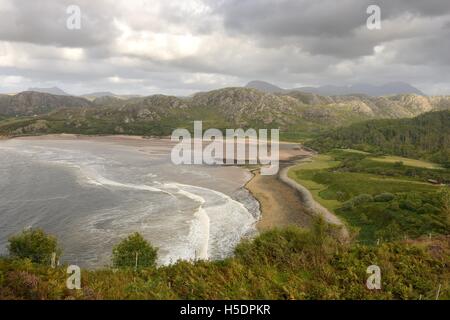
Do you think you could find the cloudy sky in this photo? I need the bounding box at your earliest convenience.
[0,0,449,95]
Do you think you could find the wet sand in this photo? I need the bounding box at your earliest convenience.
[247,170,313,231]
[245,144,315,231]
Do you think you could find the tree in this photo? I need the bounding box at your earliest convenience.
[112,233,158,269]
[8,228,61,264]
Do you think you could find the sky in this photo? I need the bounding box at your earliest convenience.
[0,0,449,96]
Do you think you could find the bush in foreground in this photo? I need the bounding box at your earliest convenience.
[1,225,448,300]
[112,233,158,269]
[7,228,60,265]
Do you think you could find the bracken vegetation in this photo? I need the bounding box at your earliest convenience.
[0,222,448,300]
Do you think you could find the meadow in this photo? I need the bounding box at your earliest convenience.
[288,150,450,242]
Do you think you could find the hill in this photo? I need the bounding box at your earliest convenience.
[244,80,424,96]
[81,91,117,100]
[306,110,450,165]
[0,91,92,117]
[245,80,285,93]
[296,82,425,96]
[81,92,142,101]
[0,88,449,138]
[27,86,69,96]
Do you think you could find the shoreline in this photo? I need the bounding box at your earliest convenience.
[243,147,316,232]
[244,146,349,239]
[279,165,349,239]
[245,167,313,231]
[4,133,346,236]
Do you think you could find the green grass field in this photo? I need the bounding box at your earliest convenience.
[288,155,341,211]
[288,149,450,241]
[340,148,371,155]
[371,155,444,170]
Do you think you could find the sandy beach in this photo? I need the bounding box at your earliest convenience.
[244,143,316,231]
[246,170,313,230]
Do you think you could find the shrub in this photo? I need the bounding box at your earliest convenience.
[112,233,158,269]
[399,200,418,211]
[8,229,60,265]
[351,194,373,206]
[234,226,308,265]
[4,271,42,299]
[341,201,354,210]
[375,222,403,240]
[374,193,395,202]
[417,204,440,215]
[388,201,400,210]
[394,161,404,168]
[335,191,348,202]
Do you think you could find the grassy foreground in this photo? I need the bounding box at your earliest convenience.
[0,222,449,300]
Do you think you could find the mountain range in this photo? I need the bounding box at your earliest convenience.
[27,86,69,96]
[245,80,425,96]
[25,80,425,100]
[24,87,142,101]
[0,87,449,137]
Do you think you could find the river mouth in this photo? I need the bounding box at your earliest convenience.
[0,136,259,268]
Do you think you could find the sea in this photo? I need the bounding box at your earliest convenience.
[0,137,260,267]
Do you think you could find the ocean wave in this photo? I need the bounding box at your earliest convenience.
[165,183,210,260]
[79,167,166,194]
[165,182,257,262]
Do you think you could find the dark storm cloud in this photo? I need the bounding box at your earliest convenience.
[213,0,450,58]
[213,0,369,38]
[215,0,450,37]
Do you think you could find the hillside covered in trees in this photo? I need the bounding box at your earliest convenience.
[306,111,450,165]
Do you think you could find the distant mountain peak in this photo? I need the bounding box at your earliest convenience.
[244,80,424,97]
[82,91,116,98]
[27,86,69,96]
[295,82,425,97]
[245,80,285,93]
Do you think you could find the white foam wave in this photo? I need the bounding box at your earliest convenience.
[81,167,165,193]
[164,182,257,262]
[165,183,210,260]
